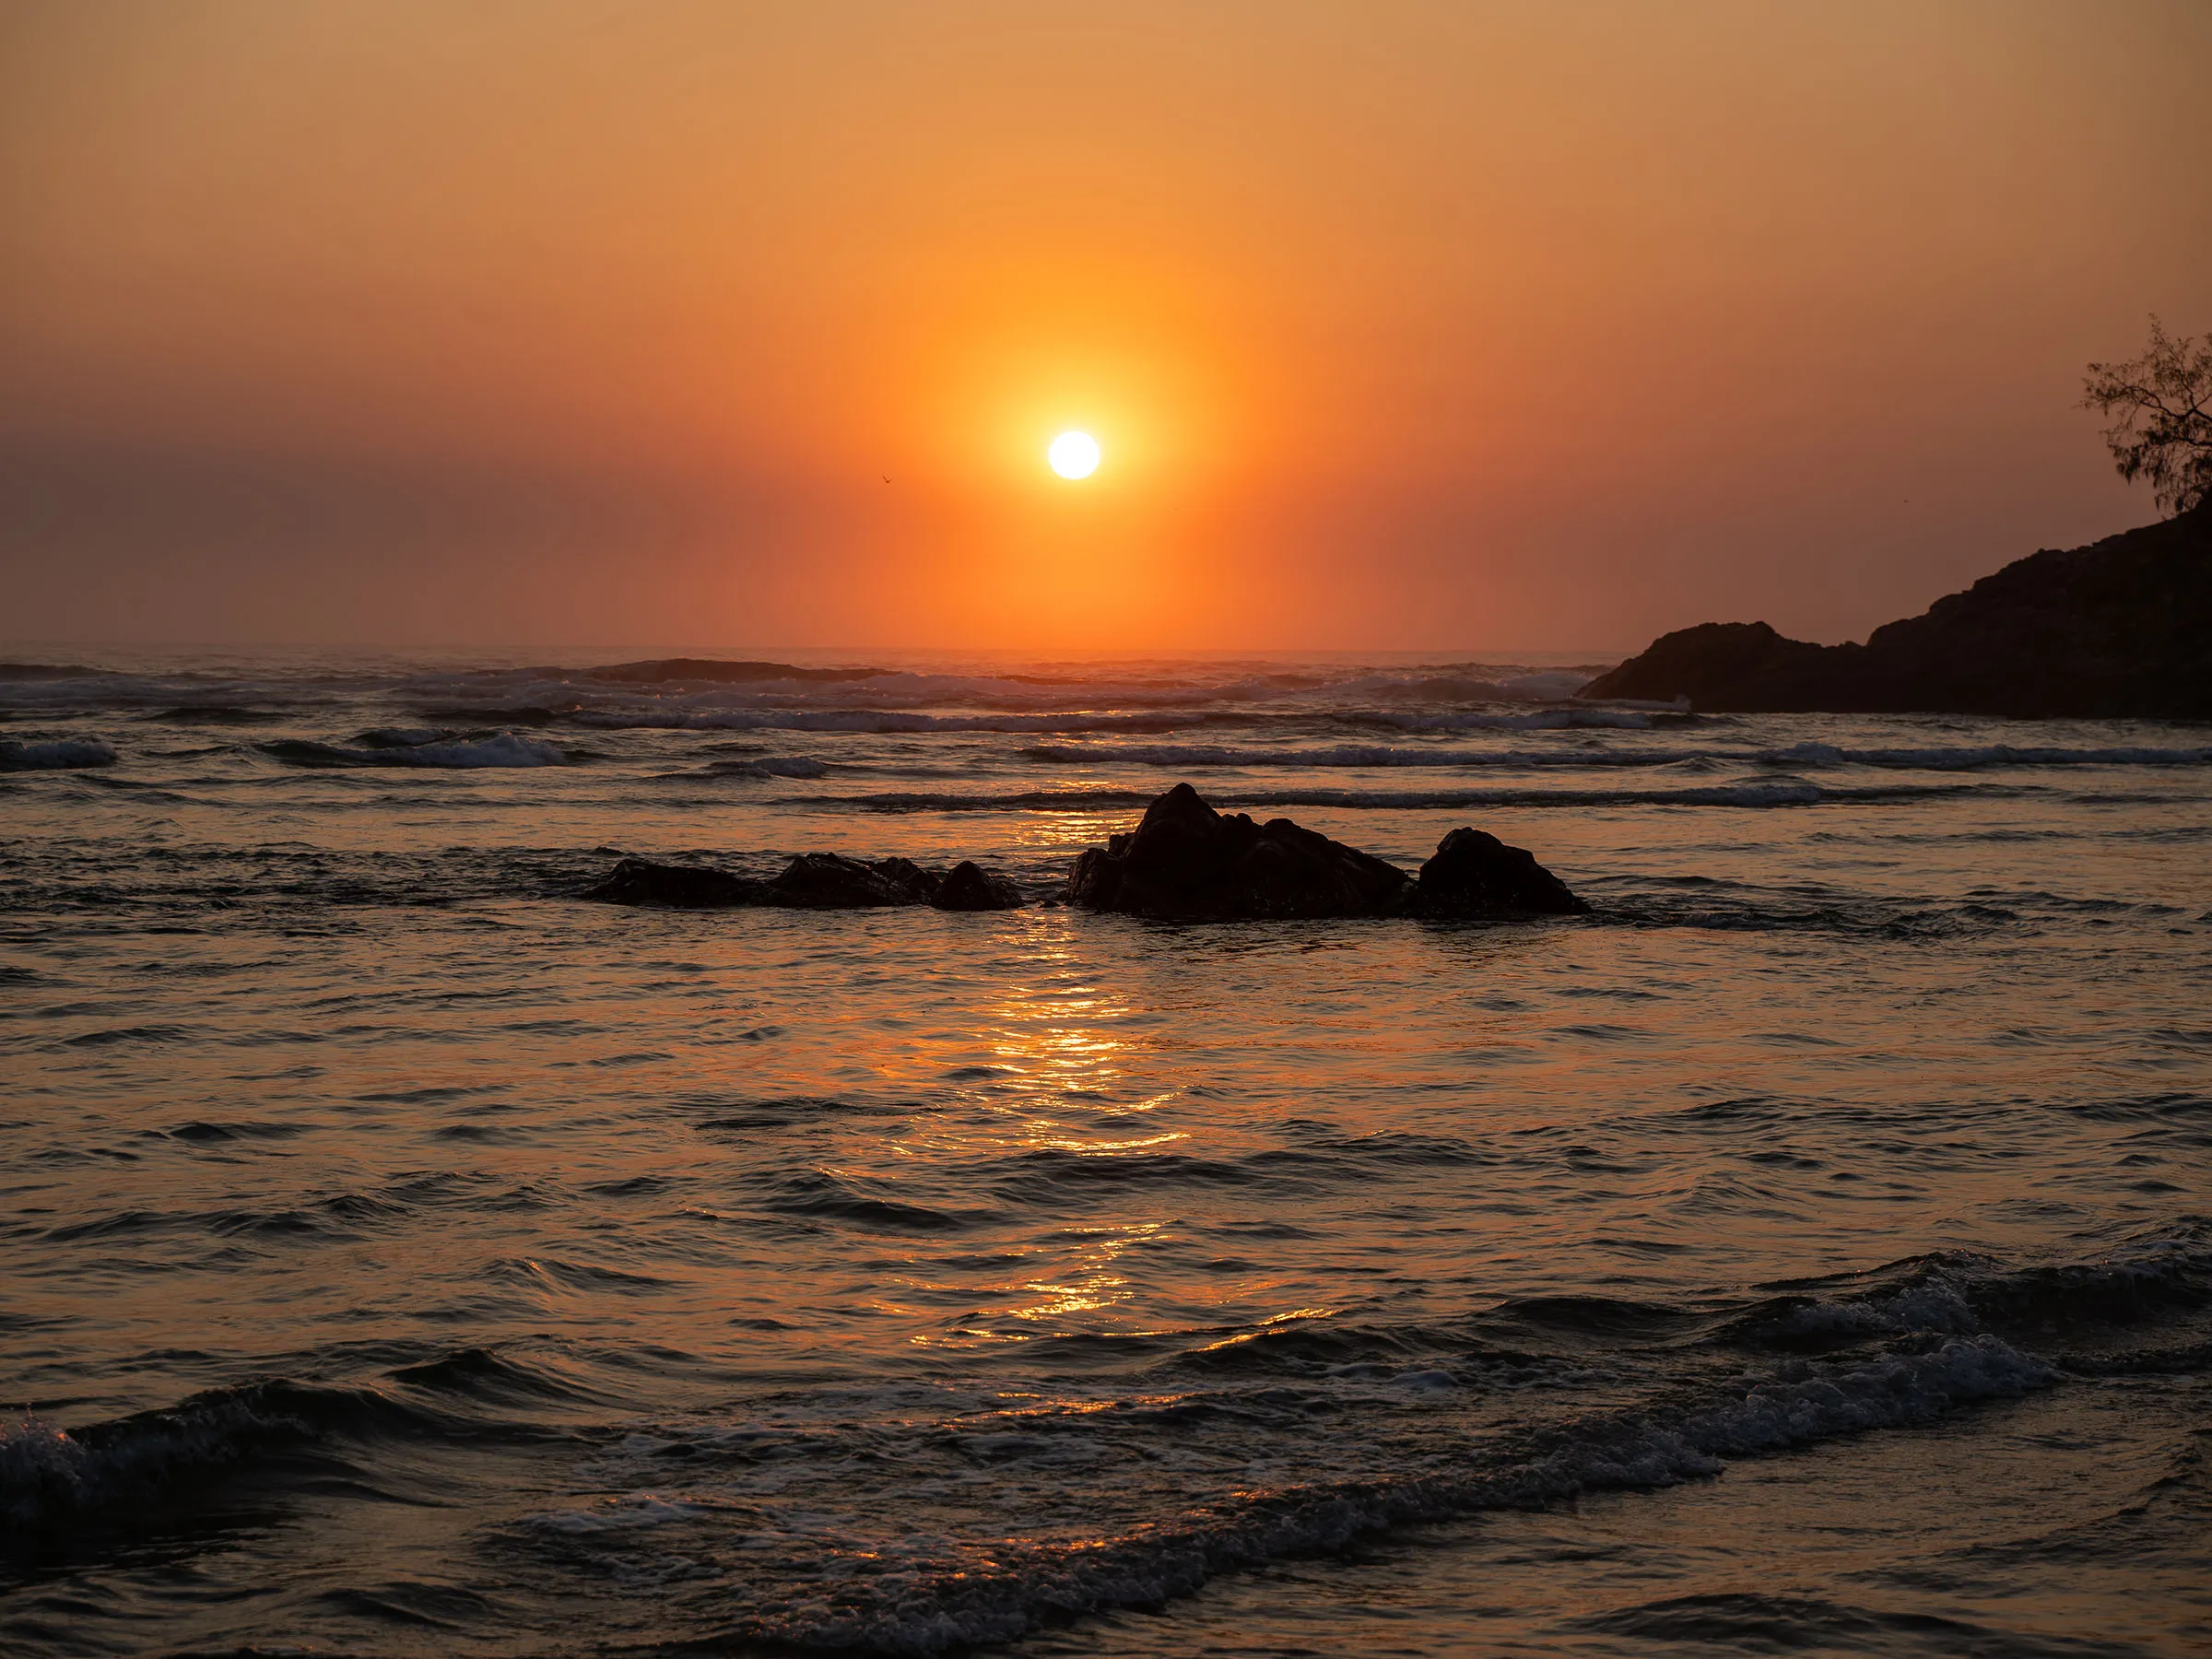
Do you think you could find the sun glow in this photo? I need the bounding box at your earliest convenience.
[1047,430,1101,479]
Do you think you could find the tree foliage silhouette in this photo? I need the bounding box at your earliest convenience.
[2082,318,2212,516]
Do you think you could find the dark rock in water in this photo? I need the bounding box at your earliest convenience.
[1067,782,1415,919]
[1412,828,1588,917]
[760,853,935,908]
[583,851,1023,912]
[584,853,905,910]
[1581,502,2212,717]
[583,857,764,908]
[585,806,1582,924]
[933,860,1025,911]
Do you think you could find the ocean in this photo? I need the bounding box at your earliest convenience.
[3,648,2208,1657]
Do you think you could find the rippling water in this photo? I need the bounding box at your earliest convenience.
[4,648,2208,1656]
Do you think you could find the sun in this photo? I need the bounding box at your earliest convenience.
[1047,430,1101,479]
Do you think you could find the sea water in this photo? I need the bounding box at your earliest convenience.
[2,648,2207,1656]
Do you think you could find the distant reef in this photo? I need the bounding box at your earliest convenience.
[1583,502,2212,718]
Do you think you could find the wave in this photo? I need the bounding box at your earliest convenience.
[688,755,830,780]
[0,737,116,771]
[138,705,285,726]
[0,1345,602,1542]
[566,663,1603,711]
[1347,707,1658,731]
[585,657,884,685]
[619,1335,2053,1654]
[793,781,1994,813]
[1722,1219,2212,1354]
[552,1226,2207,1653]
[0,1378,427,1538]
[578,708,1238,735]
[260,731,566,769]
[1020,740,2212,772]
[1022,741,1671,770]
[0,662,110,681]
[1764,740,2212,770]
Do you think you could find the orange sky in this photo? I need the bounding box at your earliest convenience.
[3,1,2208,652]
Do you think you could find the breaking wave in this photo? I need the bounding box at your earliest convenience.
[1762,740,2212,770]
[798,781,1993,812]
[0,1379,423,1538]
[260,731,567,769]
[545,1336,2055,1656]
[0,737,117,771]
[1020,740,2212,772]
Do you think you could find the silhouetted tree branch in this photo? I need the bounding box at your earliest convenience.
[2082,317,2212,516]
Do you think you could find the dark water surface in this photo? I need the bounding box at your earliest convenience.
[4,649,2209,1656]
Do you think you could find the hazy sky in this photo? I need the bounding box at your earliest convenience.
[4,1,2207,652]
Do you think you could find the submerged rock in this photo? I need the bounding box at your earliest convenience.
[1411,827,1588,917]
[933,860,1026,911]
[583,852,1027,912]
[1067,782,1414,919]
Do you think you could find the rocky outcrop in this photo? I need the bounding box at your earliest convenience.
[1065,783,1583,921]
[584,857,763,908]
[933,860,1026,911]
[1581,503,2212,717]
[582,853,1025,911]
[585,791,1583,923]
[768,853,937,908]
[1409,827,1588,917]
[1067,783,1413,919]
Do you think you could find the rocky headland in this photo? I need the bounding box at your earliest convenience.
[1582,502,2212,718]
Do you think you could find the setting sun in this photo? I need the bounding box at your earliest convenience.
[1048,430,1101,479]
